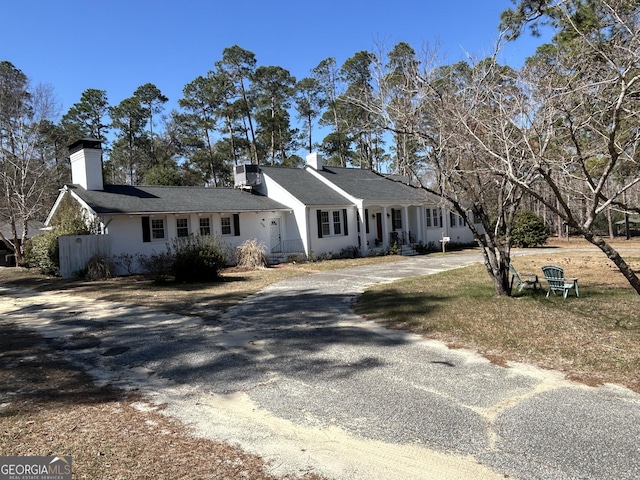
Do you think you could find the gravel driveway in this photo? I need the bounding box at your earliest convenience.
[1,253,639,480]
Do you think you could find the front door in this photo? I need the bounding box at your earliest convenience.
[269,218,281,253]
[376,213,383,242]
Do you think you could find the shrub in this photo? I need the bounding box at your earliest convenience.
[236,239,269,269]
[113,253,138,275]
[339,246,359,259]
[512,210,550,248]
[414,241,437,254]
[85,254,115,281]
[137,251,175,283]
[287,253,306,263]
[170,234,227,283]
[24,231,60,275]
[24,198,100,275]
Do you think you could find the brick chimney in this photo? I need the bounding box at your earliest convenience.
[69,138,103,190]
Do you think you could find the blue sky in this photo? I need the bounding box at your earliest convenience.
[2,0,546,119]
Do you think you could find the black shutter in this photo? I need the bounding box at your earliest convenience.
[365,209,369,234]
[142,216,150,243]
[233,214,240,236]
[343,209,348,236]
[317,210,323,238]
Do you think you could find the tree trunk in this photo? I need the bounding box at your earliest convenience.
[606,207,614,239]
[583,232,640,294]
[479,242,512,297]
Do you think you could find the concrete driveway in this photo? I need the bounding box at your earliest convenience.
[1,253,639,480]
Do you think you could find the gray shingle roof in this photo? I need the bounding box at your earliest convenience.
[310,166,428,202]
[260,166,352,206]
[68,184,290,214]
[0,220,44,239]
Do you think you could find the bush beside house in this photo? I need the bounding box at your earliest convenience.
[25,199,99,275]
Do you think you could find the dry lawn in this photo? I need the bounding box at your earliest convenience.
[1,255,402,321]
[355,238,640,393]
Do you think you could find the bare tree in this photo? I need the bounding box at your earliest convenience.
[0,62,59,264]
[370,48,529,296]
[369,1,640,295]
[488,0,640,293]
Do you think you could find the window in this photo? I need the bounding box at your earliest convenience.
[317,209,348,238]
[333,211,342,235]
[221,216,232,235]
[151,219,165,239]
[199,218,211,236]
[320,211,330,236]
[450,212,457,227]
[142,216,167,242]
[219,214,240,236]
[427,208,441,228]
[176,218,189,237]
[391,209,402,230]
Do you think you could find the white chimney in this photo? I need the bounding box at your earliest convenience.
[306,152,323,171]
[69,138,103,190]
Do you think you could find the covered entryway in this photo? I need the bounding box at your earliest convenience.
[269,218,281,253]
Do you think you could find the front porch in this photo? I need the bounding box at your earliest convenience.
[359,204,425,255]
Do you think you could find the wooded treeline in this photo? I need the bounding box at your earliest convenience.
[14,45,400,190]
[2,0,640,295]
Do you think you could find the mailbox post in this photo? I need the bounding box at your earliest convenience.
[440,234,450,253]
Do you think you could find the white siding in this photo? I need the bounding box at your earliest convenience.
[101,211,284,273]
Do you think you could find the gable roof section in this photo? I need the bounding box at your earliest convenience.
[260,166,352,206]
[67,184,290,215]
[310,166,428,202]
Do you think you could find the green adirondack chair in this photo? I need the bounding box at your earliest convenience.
[509,265,541,292]
[541,265,579,299]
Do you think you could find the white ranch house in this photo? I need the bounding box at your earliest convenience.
[46,139,480,276]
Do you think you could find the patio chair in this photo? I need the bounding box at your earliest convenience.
[541,265,579,299]
[509,265,541,292]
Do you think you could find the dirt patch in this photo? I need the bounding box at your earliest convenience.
[0,321,324,479]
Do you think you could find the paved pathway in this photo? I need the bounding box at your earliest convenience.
[1,253,639,479]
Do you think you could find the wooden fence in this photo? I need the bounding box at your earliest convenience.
[58,234,112,279]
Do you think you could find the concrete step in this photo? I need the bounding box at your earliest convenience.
[400,245,417,256]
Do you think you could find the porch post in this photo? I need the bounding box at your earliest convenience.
[402,206,409,243]
[381,206,389,249]
[358,204,368,255]
[417,205,425,243]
